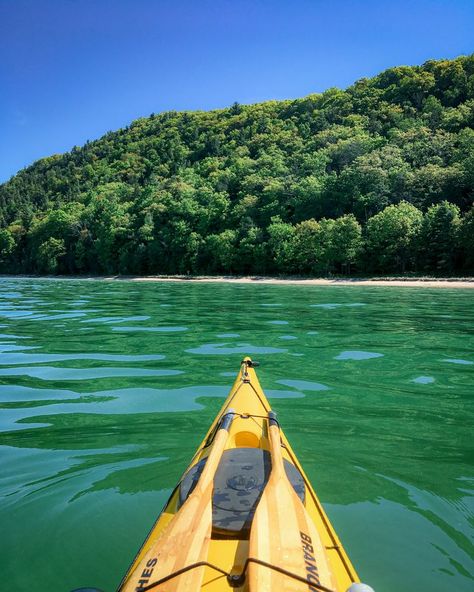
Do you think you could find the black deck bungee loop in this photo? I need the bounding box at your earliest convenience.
[139,557,336,592]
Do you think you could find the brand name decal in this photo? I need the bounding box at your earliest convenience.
[135,557,157,591]
[300,531,321,591]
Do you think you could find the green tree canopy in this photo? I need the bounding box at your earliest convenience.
[364,201,423,272]
[419,201,461,272]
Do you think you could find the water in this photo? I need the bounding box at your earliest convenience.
[0,278,473,592]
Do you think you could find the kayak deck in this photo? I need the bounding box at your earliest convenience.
[117,358,359,591]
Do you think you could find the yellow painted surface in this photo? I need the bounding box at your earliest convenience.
[117,358,359,591]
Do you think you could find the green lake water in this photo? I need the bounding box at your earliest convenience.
[0,277,472,592]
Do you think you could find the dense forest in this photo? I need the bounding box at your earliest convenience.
[0,55,473,276]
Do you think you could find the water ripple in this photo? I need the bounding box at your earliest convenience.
[412,376,435,384]
[0,345,40,353]
[0,367,182,381]
[311,303,343,309]
[277,379,330,391]
[80,315,150,324]
[335,350,384,361]
[0,352,165,365]
[0,384,307,431]
[186,343,287,355]
[0,334,30,339]
[113,326,188,333]
[442,358,473,366]
[26,312,87,321]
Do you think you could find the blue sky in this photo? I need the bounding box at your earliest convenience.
[0,0,472,183]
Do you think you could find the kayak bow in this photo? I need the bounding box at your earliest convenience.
[117,358,366,592]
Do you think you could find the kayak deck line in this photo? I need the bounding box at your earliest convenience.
[114,357,367,592]
[136,556,337,592]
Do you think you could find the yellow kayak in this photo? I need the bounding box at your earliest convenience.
[116,358,374,592]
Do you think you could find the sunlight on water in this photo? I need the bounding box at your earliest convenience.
[0,278,473,592]
[443,358,473,365]
[276,379,330,391]
[334,350,384,360]
[412,376,435,384]
[113,325,189,332]
[186,342,288,354]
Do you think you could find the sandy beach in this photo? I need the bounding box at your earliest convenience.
[106,275,474,288]
[2,274,474,288]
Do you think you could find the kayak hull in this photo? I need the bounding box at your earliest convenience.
[118,358,359,591]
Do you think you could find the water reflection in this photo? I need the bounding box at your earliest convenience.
[113,326,188,332]
[443,358,473,365]
[335,350,384,360]
[186,342,288,355]
[412,376,435,384]
[276,379,330,391]
[0,352,165,364]
[0,366,183,380]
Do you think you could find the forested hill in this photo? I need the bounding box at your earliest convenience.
[1,55,473,276]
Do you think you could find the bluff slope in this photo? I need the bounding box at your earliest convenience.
[0,55,473,275]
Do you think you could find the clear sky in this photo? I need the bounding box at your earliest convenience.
[0,0,472,183]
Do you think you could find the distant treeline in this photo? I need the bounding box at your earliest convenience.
[0,55,473,276]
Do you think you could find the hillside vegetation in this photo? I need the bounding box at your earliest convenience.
[1,55,473,276]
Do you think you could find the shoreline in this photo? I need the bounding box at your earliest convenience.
[2,274,474,288]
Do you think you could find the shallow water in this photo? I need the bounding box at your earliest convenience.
[0,278,473,592]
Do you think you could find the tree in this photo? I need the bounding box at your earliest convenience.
[4,223,26,271]
[27,205,83,273]
[408,163,464,210]
[364,202,423,272]
[267,217,296,273]
[419,201,461,272]
[292,219,325,274]
[37,238,66,274]
[235,226,267,274]
[374,66,435,108]
[458,205,474,271]
[83,184,133,273]
[329,214,363,273]
[0,229,14,263]
[338,146,411,221]
[200,230,237,273]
